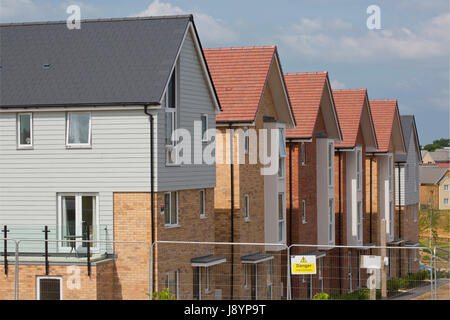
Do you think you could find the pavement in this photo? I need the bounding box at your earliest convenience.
[389,278,450,300]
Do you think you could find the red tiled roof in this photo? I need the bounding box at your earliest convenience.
[370,100,397,152]
[284,72,328,138]
[332,89,367,148]
[203,46,276,122]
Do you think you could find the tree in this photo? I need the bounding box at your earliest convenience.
[422,138,450,152]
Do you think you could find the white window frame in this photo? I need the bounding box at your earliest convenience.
[165,67,178,166]
[388,155,393,192]
[357,200,363,242]
[413,205,418,222]
[301,142,306,166]
[444,185,449,191]
[244,194,250,222]
[302,200,307,224]
[200,189,206,219]
[164,191,179,227]
[328,142,334,187]
[444,198,449,206]
[278,193,285,243]
[278,129,286,179]
[66,112,92,148]
[389,201,394,237]
[36,276,63,300]
[356,149,362,191]
[201,114,208,142]
[57,193,99,253]
[278,156,285,179]
[17,113,33,149]
[414,248,418,262]
[318,258,324,292]
[328,198,335,244]
[165,270,179,299]
[244,127,249,155]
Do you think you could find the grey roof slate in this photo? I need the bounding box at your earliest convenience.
[0,16,192,107]
[396,115,421,163]
[428,148,450,163]
[420,166,448,185]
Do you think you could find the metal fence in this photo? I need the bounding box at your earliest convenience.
[0,236,441,300]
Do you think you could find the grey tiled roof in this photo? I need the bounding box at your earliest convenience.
[396,115,421,163]
[0,16,191,107]
[420,166,448,185]
[428,148,450,163]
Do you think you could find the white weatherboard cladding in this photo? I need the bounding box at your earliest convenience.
[0,109,151,247]
[316,138,335,247]
[346,148,363,246]
[264,122,287,251]
[378,154,394,242]
[395,133,420,206]
[156,28,216,192]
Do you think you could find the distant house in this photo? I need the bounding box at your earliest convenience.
[420,166,450,210]
[422,148,450,167]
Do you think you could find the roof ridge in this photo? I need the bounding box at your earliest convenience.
[204,46,276,51]
[284,71,328,75]
[333,88,366,92]
[370,99,398,102]
[0,15,193,27]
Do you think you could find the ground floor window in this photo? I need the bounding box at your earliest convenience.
[58,193,98,250]
[37,276,62,300]
[266,260,273,300]
[250,264,258,300]
[166,270,179,299]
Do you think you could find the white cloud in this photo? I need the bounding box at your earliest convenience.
[132,0,238,45]
[0,0,41,21]
[330,80,346,89]
[280,13,449,61]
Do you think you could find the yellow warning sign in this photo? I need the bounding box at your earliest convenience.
[291,255,316,274]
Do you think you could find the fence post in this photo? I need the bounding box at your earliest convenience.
[42,226,49,275]
[3,225,9,275]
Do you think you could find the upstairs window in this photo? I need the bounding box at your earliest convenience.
[328,198,334,243]
[278,129,286,178]
[389,201,394,237]
[244,194,250,221]
[328,142,334,187]
[244,127,249,154]
[201,114,208,142]
[388,155,393,192]
[357,200,362,242]
[200,189,206,218]
[356,149,362,191]
[302,200,306,224]
[301,142,306,166]
[166,68,177,164]
[66,112,91,147]
[444,185,449,191]
[18,113,33,148]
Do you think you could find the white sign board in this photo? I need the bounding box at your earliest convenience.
[291,255,316,274]
[361,255,382,269]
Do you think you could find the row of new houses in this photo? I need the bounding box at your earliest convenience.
[0,15,422,300]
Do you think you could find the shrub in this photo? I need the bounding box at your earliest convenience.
[148,288,176,300]
[312,292,329,300]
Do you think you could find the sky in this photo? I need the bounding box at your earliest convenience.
[1,0,449,145]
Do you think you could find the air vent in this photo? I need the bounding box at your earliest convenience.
[42,63,52,69]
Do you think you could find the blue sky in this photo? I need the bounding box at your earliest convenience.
[1,0,449,145]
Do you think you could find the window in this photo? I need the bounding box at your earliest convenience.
[357,201,362,242]
[301,142,306,166]
[164,192,178,227]
[244,194,250,221]
[389,201,394,237]
[66,112,91,147]
[302,200,306,224]
[328,142,334,187]
[205,267,210,294]
[405,207,409,222]
[166,270,179,299]
[58,194,98,250]
[444,198,449,206]
[318,258,324,292]
[328,198,334,243]
[201,114,208,142]
[17,113,33,148]
[278,193,285,242]
[278,129,286,178]
[445,185,449,191]
[388,155,393,192]
[413,205,418,222]
[37,277,62,300]
[166,69,177,165]
[250,264,258,300]
[244,127,249,154]
[414,249,418,262]
[348,251,352,292]
[266,260,273,300]
[356,149,362,191]
[200,190,206,218]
